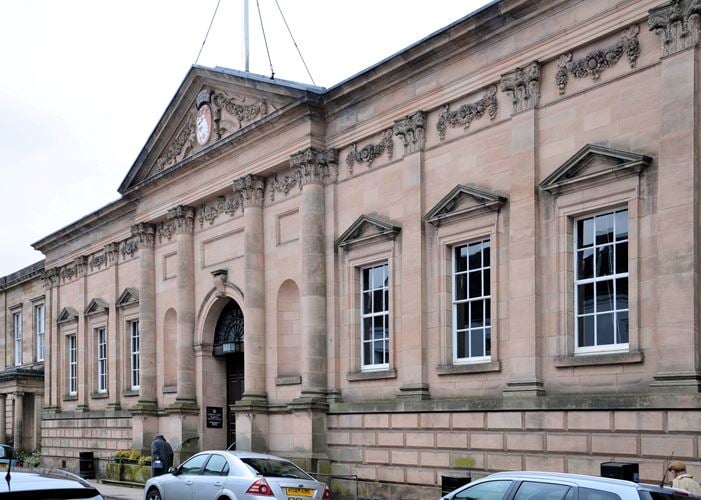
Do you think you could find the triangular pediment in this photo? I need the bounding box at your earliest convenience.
[57,307,79,324]
[425,184,506,226]
[119,66,324,194]
[336,214,401,249]
[116,287,139,309]
[540,144,652,194]
[85,298,109,316]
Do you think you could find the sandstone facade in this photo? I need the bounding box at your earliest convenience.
[1,0,701,497]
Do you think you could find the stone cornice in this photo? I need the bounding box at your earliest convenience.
[232,174,266,208]
[500,61,541,113]
[649,0,701,56]
[290,147,339,186]
[0,261,44,291]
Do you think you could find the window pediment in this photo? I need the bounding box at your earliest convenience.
[85,298,109,316]
[425,184,506,226]
[57,307,79,325]
[116,288,139,309]
[540,144,652,195]
[336,214,401,250]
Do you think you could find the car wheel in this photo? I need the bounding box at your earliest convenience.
[146,487,162,500]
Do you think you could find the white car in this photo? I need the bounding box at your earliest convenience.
[143,450,329,500]
[440,471,701,500]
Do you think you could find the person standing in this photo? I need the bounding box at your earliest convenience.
[150,434,174,477]
[668,461,701,495]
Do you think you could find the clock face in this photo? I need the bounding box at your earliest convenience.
[196,104,212,145]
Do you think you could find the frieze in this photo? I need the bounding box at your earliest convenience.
[649,0,701,56]
[345,129,394,174]
[267,171,301,202]
[211,92,268,139]
[500,62,541,113]
[233,175,266,208]
[290,148,339,186]
[556,25,640,95]
[89,243,117,272]
[121,239,139,259]
[197,195,243,228]
[41,267,60,289]
[436,86,498,141]
[60,256,87,283]
[393,111,426,155]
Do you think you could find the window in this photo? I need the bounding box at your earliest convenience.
[68,335,77,395]
[453,239,491,363]
[179,453,209,475]
[575,209,629,353]
[454,479,513,499]
[203,454,229,476]
[580,488,621,500]
[130,320,140,390]
[360,263,389,370]
[35,304,45,362]
[513,481,572,500]
[13,312,22,366]
[97,327,107,393]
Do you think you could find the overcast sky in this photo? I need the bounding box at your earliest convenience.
[0,0,492,277]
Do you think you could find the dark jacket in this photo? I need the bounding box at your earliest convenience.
[151,435,174,471]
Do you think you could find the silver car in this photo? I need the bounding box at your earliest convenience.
[440,471,701,500]
[143,450,329,500]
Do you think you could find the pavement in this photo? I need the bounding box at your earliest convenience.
[89,480,144,500]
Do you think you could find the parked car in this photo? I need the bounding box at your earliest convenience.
[144,450,330,500]
[440,471,701,500]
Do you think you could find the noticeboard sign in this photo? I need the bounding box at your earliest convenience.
[206,406,223,428]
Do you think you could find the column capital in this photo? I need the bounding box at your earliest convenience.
[233,174,266,209]
[500,61,541,113]
[131,223,156,249]
[167,205,196,234]
[41,268,60,289]
[290,147,338,186]
[649,0,701,56]
[393,111,426,156]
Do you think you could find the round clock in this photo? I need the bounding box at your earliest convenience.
[196,104,212,145]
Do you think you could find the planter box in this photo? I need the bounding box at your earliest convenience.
[105,462,152,484]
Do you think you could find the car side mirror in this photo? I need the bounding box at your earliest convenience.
[169,466,178,475]
[0,445,12,461]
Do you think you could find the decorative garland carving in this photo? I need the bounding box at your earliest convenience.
[290,148,339,186]
[500,62,541,113]
[89,243,117,272]
[649,0,701,56]
[555,25,640,95]
[345,129,394,174]
[267,171,302,201]
[157,222,175,243]
[60,257,86,283]
[121,239,139,259]
[212,92,268,139]
[436,86,498,141]
[233,175,266,208]
[197,195,243,228]
[155,121,196,173]
[393,111,426,155]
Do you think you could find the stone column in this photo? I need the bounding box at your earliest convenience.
[393,112,430,400]
[0,394,7,444]
[13,392,23,451]
[76,257,89,412]
[33,394,42,450]
[169,206,198,407]
[500,62,545,397]
[291,148,338,399]
[132,223,158,409]
[649,3,701,391]
[41,268,60,411]
[233,175,267,403]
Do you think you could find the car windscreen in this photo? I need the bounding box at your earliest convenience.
[240,458,314,480]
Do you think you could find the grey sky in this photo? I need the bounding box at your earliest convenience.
[0,0,491,276]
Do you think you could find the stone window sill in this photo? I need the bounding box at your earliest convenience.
[437,360,501,376]
[122,390,139,397]
[554,350,644,368]
[347,368,397,382]
[62,395,78,402]
[90,392,108,399]
[276,375,301,386]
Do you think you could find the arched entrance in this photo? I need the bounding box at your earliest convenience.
[212,300,244,448]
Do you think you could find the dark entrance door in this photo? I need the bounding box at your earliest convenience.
[226,353,244,449]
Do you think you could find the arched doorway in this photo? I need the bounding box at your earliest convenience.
[212,300,244,448]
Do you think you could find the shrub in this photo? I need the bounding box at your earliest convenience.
[113,449,142,463]
[16,449,41,467]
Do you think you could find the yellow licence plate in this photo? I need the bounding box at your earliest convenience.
[284,487,314,497]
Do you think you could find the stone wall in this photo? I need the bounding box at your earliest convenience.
[328,409,701,498]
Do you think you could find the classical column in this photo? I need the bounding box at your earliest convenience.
[133,223,157,409]
[41,268,60,412]
[0,394,7,444]
[233,175,267,403]
[500,62,545,397]
[393,112,430,400]
[169,206,198,406]
[13,392,23,451]
[649,2,701,391]
[291,148,338,399]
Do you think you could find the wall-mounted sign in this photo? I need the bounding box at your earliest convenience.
[206,406,223,428]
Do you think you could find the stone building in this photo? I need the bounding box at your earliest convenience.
[1,0,701,496]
